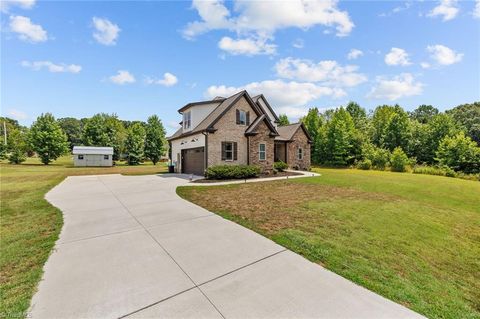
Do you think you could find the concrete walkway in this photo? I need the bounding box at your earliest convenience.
[29,174,424,319]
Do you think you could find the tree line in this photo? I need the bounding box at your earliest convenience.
[301,102,480,175]
[0,113,167,165]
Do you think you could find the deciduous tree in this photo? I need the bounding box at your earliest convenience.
[144,115,166,165]
[29,113,69,165]
[125,123,146,165]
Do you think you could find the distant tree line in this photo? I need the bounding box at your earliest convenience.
[0,113,167,166]
[301,102,480,176]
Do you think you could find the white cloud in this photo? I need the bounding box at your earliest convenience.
[379,1,413,17]
[274,57,367,87]
[384,47,411,66]
[9,15,47,43]
[145,72,178,87]
[21,60,81,73]
[1,0,35,13]
[428,0,459,21]
[367,73,423,100]
[474,0,480,18]
[218,36,276,55]
[92,17,120,46]
[167,121,181,130]
[7,109,28,120]
[109,70,135,85]
[420,62,431,69]
[183,0,354,40]
[347,48,363,60]
[206,80,346,110]
[427,44,463,65]
[292,38,304,49]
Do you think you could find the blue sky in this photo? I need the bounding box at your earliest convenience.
[1,0,479,135]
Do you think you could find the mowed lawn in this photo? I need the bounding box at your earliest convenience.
[0,156,166,318]
[178,168,480,319]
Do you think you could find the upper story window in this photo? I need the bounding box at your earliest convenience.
[236,109,249,125]
[297,147,303,160]
[259,143,266,161]
[183,111,191,130]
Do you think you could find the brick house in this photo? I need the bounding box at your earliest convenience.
[167,90,312,176]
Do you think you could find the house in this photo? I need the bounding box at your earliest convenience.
[72,146,114,167]
[167,90,311,176]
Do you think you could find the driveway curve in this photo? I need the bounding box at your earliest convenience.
[29,174,424,319]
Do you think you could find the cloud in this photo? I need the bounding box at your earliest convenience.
[218,36,276,55]
[427,44,463,65]
[368,73,423,100]
[21,60,81,73]
[384,47,411,66]
[7,109,28,120]
[167,121,181,130]
[9,15,47,43]
[379,1,413,17]
[274,57,367,87]
[347,48,363,60]
[292,38,304,49]
[145,72,178,87]
[1,0,35,13]
[420,62,431,69]
[92,17,120,45]
[205,80,346,111]
[474,0,480,18]
[183,0,354,41]
[428,0,459,21]
[109,70,135,85]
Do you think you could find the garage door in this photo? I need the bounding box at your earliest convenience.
[182,147,205,176]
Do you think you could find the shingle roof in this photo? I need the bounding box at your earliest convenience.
[245,114,266,135]
[72,146,114,155]
[275,122,314,142]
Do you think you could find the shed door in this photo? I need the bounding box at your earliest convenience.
[86,154,102,166]
[182,147,205,176]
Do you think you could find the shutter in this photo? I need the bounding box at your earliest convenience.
[233,142,238,160]
[246,111,250,125]
[221,142,226,160]
[236,109,240,124]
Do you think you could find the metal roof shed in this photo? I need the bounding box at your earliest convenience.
[72,146,114,167]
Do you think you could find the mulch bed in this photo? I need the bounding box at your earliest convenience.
[192,170,303,183]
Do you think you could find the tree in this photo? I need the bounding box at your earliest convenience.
[446,102,480,145]
[370,105,397,147]
[383,108,411,152]
[390,147,409,172]
[7,128,28,164]
[144,115,166,165]
[125,123,146,165]
[29,113,69,164]
[409,105,439,124]
[82,113,126,160]
[278,114,290,126]
[302,108,323,164]
[424,114,456,163]
[346,101,367,131]
[436,132,480,174]
[58,117,83,150]
[322,108,357,166]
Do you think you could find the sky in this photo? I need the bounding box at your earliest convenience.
[1,0,479,135]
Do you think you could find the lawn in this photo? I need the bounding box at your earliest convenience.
[0,156,167,318]
[177,168,480,319]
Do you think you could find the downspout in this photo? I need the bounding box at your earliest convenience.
[247,136,250,165]
[202,132,208,172]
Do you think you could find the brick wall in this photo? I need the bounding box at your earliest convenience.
[249,121,275,172]
[287,127,311,170]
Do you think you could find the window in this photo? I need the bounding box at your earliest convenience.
[78,155,84,160]
[183,111,191,130]
[104,155,109,160]
[259,143,266,161]
[297,147,303,160]
[236,109,249,125]
[222,142,237,161]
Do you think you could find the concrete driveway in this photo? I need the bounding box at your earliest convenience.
[29,174,424,319]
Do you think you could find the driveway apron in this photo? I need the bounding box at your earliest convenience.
[29,174,425,319]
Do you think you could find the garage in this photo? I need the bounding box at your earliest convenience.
[181,147,205,176]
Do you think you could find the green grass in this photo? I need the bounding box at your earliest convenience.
[0,156,167,318]
[177,168,480,319]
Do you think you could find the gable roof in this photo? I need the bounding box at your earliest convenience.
[177,99,224,113]
[168,90,278,141]
[275,123,312,142]
[245,114,279,137]
[252,94,280,122]
[72,146,114,155]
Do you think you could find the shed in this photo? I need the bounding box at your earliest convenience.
[72,146,114,167]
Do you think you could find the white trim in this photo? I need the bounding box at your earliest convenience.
[259,143,266,161]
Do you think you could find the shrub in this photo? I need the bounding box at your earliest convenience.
[205,165,261,180]
[390,147,409,172]
[273,161,288,172]
[361,143,390,170]
[436,132,480,174]
[357,159,372,170]
[413,165,446,176]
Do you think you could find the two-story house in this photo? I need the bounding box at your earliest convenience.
[167,90,311,176]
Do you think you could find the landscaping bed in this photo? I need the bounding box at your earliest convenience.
[192,170,303,183]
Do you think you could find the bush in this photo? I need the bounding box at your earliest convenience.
[357,159,372,170]
[436,132,480,174]
[412,165,457,178]
[390,147,409,172]
[205,165,261,180]
[273,161,288,172]
[361,143,390,170]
